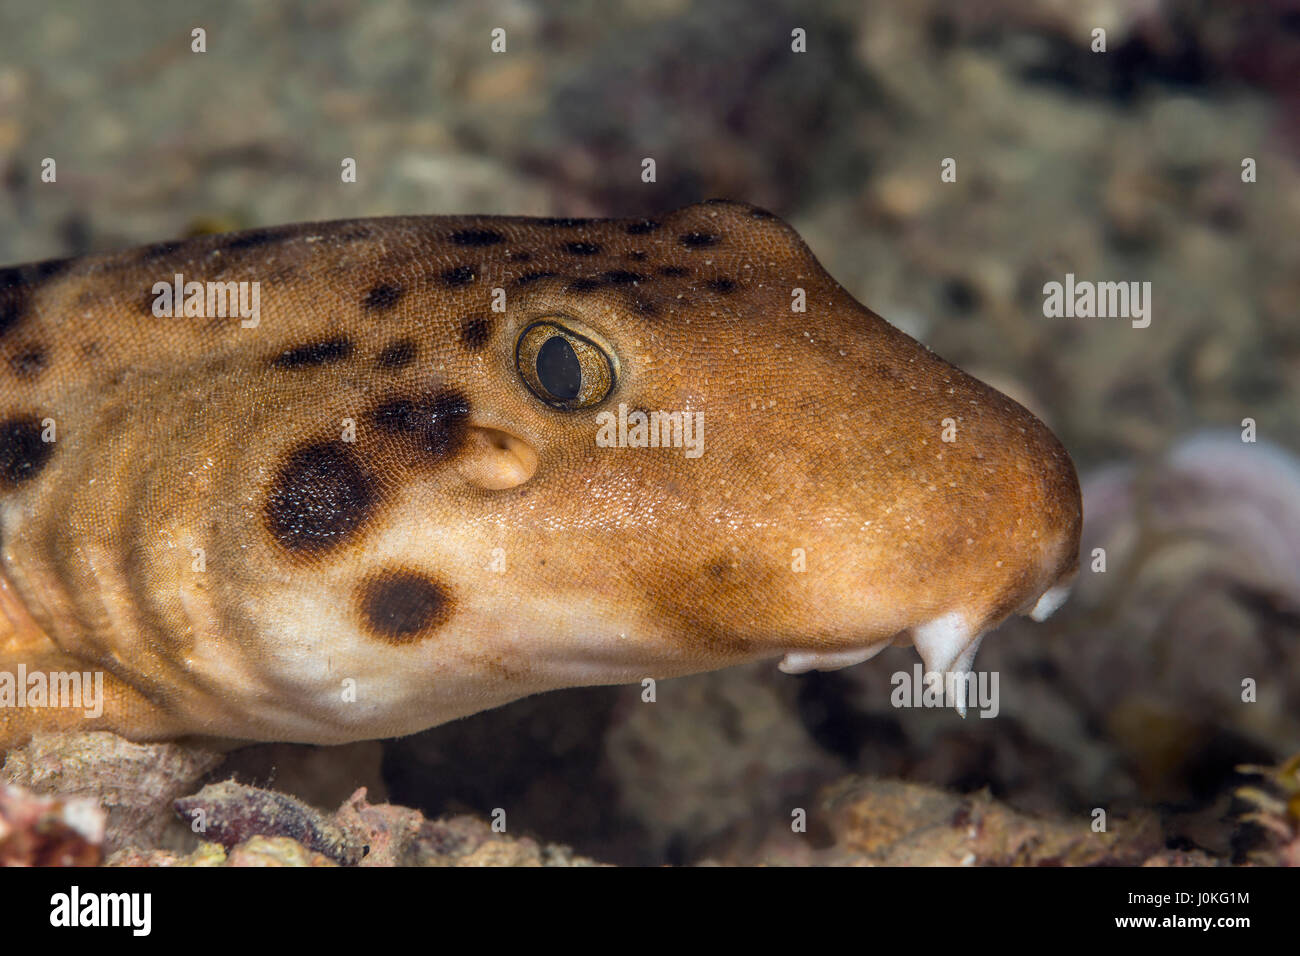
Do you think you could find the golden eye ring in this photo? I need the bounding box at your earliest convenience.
[515,319,617,410]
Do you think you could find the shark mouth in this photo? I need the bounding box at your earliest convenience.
[777,579,1074,717]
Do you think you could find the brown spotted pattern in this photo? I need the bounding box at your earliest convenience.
[265,441,379,556]
[358,570,451,642]
[0,200,1080,747]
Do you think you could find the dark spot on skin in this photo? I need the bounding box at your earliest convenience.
[359,570,450,642]
[31,259,71,281]
[139,289,162,317]
[272,338,354,369]
[0,417,54,488]
[370,389,471,462]
[625,219,660,235]
[515,271,557,285]
[539,217,592,227]
[564,241,602,256]
[334,227,374,243]
[0,291,29,337]
[706,277,736,294]
[601,270,643,285]
[460,315,492,350]
[680,232,720,248]
[506,250,532,262]
[450,228,506,247]
[657,265,689,278]
[632,296,658,316]
[377,340,417,369]
[9,347,46,378]
[139,240,183,262]
[567,278,603,293]
[627,251,647,261]
[364,283,404,311]
[223,227,293,251]
[749,207,777,219]
[442,265,476,287]
[0,259,72,338]
[266,442,378,555]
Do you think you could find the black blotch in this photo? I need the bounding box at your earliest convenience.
[0,268,25,293]
[364,283,404,311]
[442,265,476,287]
[273,338,354,369]
[9,347,46,378]
[450,228,506,247]
[625,219,660,235]
[461,315,492,351]
[360,571,450,641]
[627,251,647,261]
[0,289,29,337]
[679,232,720,248]
[139,288,162,317]
[657,265,689,278]
[567,278,603,293]
[632,296,658,316]
[139,240,183,262]
[506,250,532,262]
[223,227,293,251]
[31,259,71,281]
[0,258,72,337]
[334,227,375,243]
[371,389,471,462]
[0,417,53,488]
[539,217,593,227]
[564,241,602,256]
[749,206,777,219]
[516,271,557,285]
[265,442,378,555]
[377,340,417,370]
[601,270,643,285]
[706,277,736,294]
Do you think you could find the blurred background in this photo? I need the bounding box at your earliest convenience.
[0,0,1297,864]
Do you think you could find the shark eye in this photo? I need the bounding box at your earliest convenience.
[516,320,616,410]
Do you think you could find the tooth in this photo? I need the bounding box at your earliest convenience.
[912,611,970,676]
[950,635,984,719]
[1029,582,1073,622]
[951,634,983,674]
[778,643,887,675]
[912,612,983,717]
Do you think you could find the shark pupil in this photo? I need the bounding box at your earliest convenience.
[536,335,582,400]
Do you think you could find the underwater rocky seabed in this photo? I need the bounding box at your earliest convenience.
[0,0,1297,864]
